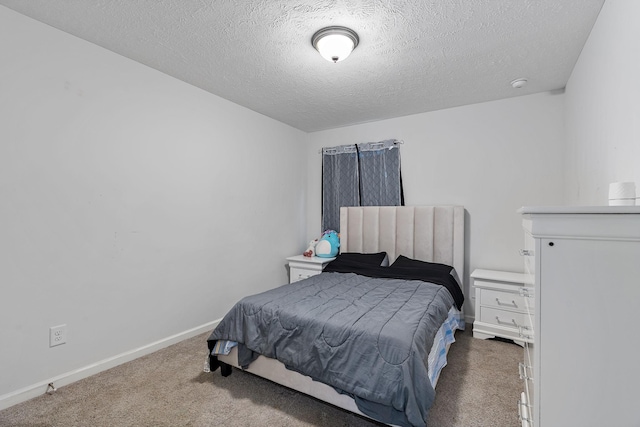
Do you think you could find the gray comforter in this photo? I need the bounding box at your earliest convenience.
[208,271,455,427]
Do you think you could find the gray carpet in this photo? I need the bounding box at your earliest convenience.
[0,327,522,427]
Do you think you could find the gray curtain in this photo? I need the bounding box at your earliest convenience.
[322,140,402,233]
[322,144,359,232]
[358,140,402,206]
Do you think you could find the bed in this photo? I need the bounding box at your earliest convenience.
[207,205,465,427]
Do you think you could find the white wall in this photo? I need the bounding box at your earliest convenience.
[564,0,640,205]
[0,6,307,404]
[307,92,565,315]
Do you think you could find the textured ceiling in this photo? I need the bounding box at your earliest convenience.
[0,0,605,132]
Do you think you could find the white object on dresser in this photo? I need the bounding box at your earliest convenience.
[286,255,335,283]
[471,269,532,347]
[519,206,640,427]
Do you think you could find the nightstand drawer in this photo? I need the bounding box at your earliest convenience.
[289,267,317,283]
[480,288,528,312]
[480,306,533,331]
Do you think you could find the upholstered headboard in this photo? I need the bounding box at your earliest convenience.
[339,206,465,280]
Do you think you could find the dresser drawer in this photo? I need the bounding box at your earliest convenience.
[479,306,533,331]
[480,288,529,312]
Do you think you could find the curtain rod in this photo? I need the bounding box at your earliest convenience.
[318,139,404,154]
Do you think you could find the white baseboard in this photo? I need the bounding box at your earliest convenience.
[0,319,221,411]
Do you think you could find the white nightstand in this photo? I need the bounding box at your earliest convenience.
[286,255,335,284]
[471,269,532,346]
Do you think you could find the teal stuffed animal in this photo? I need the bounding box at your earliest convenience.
[315,230,340,258]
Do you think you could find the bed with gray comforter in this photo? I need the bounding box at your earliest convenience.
[208,256,464,427]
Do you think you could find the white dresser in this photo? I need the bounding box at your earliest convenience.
[519,206,640,427]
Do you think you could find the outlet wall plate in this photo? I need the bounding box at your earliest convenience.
[49,324,67,347]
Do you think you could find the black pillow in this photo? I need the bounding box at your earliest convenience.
[390,255,452,271]
[389,255,464,309]
[323,252,388,272]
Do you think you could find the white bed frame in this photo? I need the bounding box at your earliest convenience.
[217,206,465,420]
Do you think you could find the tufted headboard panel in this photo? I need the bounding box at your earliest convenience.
[339,206,465,280]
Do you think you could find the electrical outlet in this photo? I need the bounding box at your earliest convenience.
[49,324,67,347]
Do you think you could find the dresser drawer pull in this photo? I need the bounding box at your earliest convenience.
[517,399,531,422]
[495,316,519,327]
[495,298,518,307]
[518,326,533,340]
[518,362,532,380]
[519,249,534,256]
[520,288,533,298]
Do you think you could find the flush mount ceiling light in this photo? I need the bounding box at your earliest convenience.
[312,26,359,63]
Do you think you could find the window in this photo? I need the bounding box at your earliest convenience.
[322,139,403,232]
